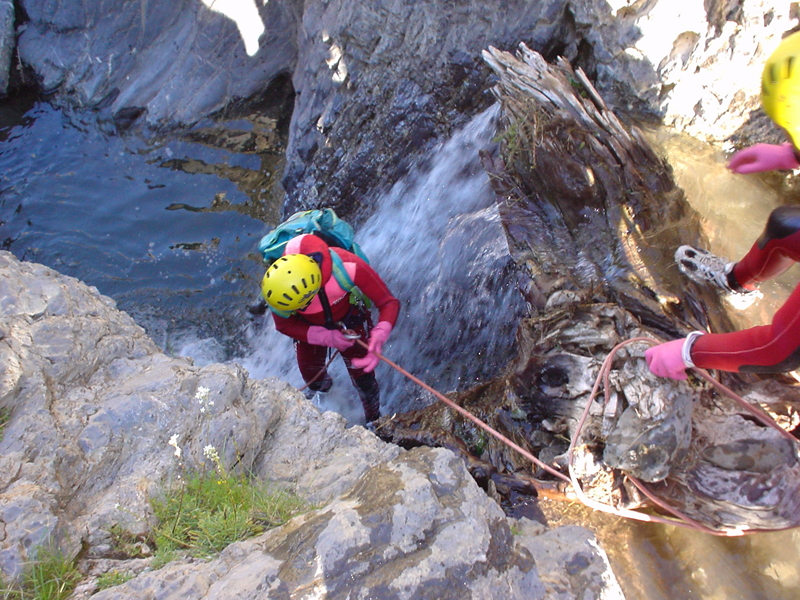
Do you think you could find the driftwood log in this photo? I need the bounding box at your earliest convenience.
[375,43,800,533]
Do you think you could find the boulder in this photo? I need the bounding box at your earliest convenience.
[0,250,622,598]
[15,0,301,129]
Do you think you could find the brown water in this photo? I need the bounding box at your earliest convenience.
[542,499,800,599]
[653,130,798,336]
[554,130,800,600]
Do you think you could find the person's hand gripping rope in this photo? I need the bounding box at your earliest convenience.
[351,322,392,373]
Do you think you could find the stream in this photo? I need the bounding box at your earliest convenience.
[1,97,799,599]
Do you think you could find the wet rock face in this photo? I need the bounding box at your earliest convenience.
[14,0,302,128]
[482,43,800,532]
[282,0,799,218]
[281,0,578,218]
[0,0,11,95]
[375,41,800,534]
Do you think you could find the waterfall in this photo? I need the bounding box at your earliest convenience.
[240,104,528,423]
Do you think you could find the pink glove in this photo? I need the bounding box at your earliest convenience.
[645,338,689,380]
[307,326,355,352]
[728,143,800,174]
[351,322,392,373]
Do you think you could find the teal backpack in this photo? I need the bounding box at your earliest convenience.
[258,208,372,317]
[258,208,369,266]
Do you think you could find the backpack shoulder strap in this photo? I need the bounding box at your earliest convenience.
[329,249,373,309]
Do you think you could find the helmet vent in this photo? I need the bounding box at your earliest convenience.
[788,56,796,78]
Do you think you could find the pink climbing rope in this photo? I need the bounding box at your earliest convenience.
[568,336,799,536]
[358,336,799,535]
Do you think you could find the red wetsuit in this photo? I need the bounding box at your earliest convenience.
[691,205,800,373]
[270,234,399,419]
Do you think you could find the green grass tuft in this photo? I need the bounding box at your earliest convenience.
[151,470,308,559]
[96,571,134,591]
[0,408,10,442]
[0,546,81,600]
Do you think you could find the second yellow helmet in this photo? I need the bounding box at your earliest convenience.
[762,31,800,148]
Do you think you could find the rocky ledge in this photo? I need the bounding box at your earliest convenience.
[0,249,622,598]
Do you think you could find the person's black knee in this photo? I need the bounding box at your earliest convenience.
[758,205,800,247]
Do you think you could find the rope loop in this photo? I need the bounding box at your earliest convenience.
[352,337,798,535]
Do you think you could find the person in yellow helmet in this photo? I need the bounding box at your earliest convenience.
[261,254,324,312]
[647,30,800,379]
[261,233,399,424]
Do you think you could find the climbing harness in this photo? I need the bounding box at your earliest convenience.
[355,336,800,536]
[296,327,363,392]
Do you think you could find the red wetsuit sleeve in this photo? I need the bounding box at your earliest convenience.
[690,283,800,373]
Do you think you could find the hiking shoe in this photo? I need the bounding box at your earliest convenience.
[675,246,737,292]
[675,245,762,306]
[303,374,333,399]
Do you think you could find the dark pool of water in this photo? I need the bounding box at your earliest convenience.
[0,99,280,358]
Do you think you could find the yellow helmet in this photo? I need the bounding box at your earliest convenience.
[261,254,322,312]
[762,31,800,148]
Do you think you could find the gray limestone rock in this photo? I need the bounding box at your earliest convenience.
[90,448,548,600]
[0,250,622,598]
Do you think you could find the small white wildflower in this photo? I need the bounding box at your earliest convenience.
[114,503,120,510]
[168,434,182,458]
[203,445,219,461]
[196,386,214,415]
